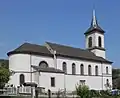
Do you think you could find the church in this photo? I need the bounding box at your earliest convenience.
[7,10,113,92]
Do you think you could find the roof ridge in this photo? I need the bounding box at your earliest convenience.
[46,41,87,51]
[14,42,47,51]
[23,42,45,47]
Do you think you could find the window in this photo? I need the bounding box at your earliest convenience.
[39,61,48,68]
[88,37,92,48]
[62,62,67,73]
[80,64,84,75]
[80,80,85,85]
[20,74,25,85]
[51,77,55,87]
[95,66,98,76]
[72,63,76,75]
[88,65,92,75]
[106,79,109,87]
[106,67,108,74]
[98,36,102,47]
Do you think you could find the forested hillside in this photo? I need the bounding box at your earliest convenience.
[112,68,120,89]
[0,59,9,88]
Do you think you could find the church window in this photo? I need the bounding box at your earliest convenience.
[51,77,55,87]
[39,61,48,68]
[80,64,84,75]
[106,67,108,74]
[62,62,67,73]
[98,36,102,47]
[20,74,25,85]
[72,63,76,75]
[88,65,92,75]
[106,79,109,87]
[88,37,92,48]
[95,66,98,76]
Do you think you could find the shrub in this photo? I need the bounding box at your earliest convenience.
[75,84,91,98]
[90,90,100,97]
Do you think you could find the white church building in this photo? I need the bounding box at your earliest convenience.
[8,11,113,92]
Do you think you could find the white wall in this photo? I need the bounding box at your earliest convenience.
[85,32,105,58]
[85,32,104,49]
[8,53,112,91]
[56,56,112,91]
[91,49,105,58]
[65,75,103,91]
[9,73,31,87]
[9,54,31,86]
[8,53,54,87]
[9,54,31,72]
[57,56,104,75]
[38,72,65,91]
[86,33,95,48]
[31,55,54,67]
[95,33,105,48]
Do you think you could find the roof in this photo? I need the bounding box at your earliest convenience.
[46,42,112,63]
[7,42,112,64]
[7,43,52,56]
[31,65,64,73]
[84,25,105,35]
[84,10,105,35]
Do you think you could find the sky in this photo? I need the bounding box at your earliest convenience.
[0,0,119,68]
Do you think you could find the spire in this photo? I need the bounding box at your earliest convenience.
[91,9,98,28]
[84,9,105,35]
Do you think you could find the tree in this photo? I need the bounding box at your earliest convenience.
[75,84,91,98]
[0,59,9,69]
[112,69,120,80]
[0,67,10,88]
[112,68,120,89]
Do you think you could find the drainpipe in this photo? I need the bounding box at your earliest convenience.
[30,53,33,98]
[53,50,57,69]
[101,61,103,90]
[38,72,40,87]
[64,73,66,98]
[30,53,32,83]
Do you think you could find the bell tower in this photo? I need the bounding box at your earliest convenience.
[84,10,106,58]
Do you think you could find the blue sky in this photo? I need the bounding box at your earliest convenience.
[0,0,119,68]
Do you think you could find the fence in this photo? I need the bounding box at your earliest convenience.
[0,87,78,98]
[0,87,32,95]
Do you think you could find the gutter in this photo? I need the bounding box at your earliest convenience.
[101,61,103,90]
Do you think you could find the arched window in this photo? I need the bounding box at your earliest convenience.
[106,79,109,87]
[88,65,92,75]
[80,64,84,75]
[20,74,25,85]
[106,67,108,74]
[39,61,48,68]
[98,36,102,47]
[95,66,98,76]
[62,62,67,73]
[88,37,92,48]
[72,63,76,75]
[106,79,109,83]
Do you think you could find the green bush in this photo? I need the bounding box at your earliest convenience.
[90,90,100,97]
[75,84,91,98]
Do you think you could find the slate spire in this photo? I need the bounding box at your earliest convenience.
[91,9,98,28]
[84,9,105,35]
